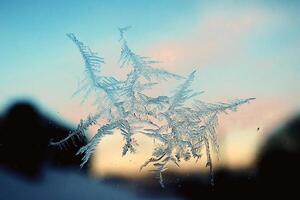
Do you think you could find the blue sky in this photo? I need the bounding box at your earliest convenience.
[0,0,200,112]
[1,0,300,174]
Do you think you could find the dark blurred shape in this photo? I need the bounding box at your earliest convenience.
[0,101,158,200]
[257,114,300,192]
[0,101,86,178]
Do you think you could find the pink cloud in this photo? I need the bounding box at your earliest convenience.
[218,97,294,135]
[146,9,272,72]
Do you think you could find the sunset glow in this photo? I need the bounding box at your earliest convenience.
[1,0,300,178]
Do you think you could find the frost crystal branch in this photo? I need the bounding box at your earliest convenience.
[51,27,255,187]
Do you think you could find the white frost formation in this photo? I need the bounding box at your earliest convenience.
[51,28,255,187]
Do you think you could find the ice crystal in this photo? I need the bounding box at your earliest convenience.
[50,27,255,187]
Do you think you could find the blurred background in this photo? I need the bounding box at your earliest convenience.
[1,0,300,199]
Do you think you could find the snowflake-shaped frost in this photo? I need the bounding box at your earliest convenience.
[51,27,255,187]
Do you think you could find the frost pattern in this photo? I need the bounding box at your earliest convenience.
[50,28,255,187]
